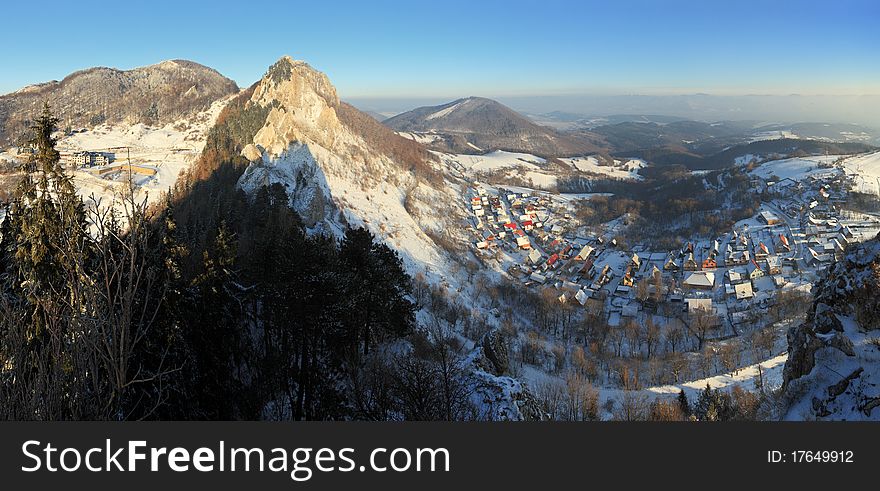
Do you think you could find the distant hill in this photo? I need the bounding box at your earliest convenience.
[362,110,388,122]
[624,138,877,170]
[0,59,239,145]
[384,97,606,157]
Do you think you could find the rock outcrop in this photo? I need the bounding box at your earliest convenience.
[233,56,469,270]
[780,234,880,420]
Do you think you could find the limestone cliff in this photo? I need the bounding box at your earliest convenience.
[779,234,880,420]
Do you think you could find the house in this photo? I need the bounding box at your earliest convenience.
[778,233,791,252]
[756,242,770,259]
[683,253,698,271]
[772,275,787,288]
[580,257,596,278]
[759,210,781,225]
[630,253,641,270]
[69,151,113,169]
[664,255,680,271]
[727,269,743,283]
[528,249,543,265]
[747,260,764,279]
[575,289,589,306]
[530,272,547,284]
[766,255,781,275]
[683,271,715,290]
[576,245,595,261]
[728,250,751,266]
[807,247,831,264]
[622,302,640,317]
[516,236,531,249]
[701,256,717,269]
[650,265,662,279]
[733,282,754,300]
[685,298,714,315]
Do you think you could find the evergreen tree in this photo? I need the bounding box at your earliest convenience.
[678,389,691,418]
[339,227,415,361]
[693,384,734,422]
[186,222,248,419]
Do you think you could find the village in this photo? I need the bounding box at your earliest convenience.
[466,156,880,344]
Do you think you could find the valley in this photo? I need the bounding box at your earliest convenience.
[1,56,879,421]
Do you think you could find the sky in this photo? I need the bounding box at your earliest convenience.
[1,0,878,115]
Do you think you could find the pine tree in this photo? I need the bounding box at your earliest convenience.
[5,103,85,339]
[678,389,691,418]
[186,221,247,418]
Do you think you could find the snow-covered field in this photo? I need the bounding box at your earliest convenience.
[749,155,842,181]
[451,150,546,172]
[842,151,880,195]
[749,130,799,143]
[57,94,234,209]
[648,353,787,398]
[396,131,447,145]
[560,155,646,180]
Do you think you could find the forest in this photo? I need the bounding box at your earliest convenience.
[0,100,479,420]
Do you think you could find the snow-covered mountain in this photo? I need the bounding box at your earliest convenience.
[225,56,550,419]
[384,97,605,157]
[0,59,239,145]
[234,56,470,272]
[780,234,880,420]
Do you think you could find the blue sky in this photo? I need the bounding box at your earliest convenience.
[1,0,878,98]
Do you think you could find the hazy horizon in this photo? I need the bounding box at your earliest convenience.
[346,94,880,130]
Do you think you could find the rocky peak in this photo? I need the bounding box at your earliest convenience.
[244,56,345,159]
[779,233,880,420]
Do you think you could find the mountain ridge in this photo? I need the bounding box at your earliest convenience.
[0,59,239,145]
[384,96,606,157]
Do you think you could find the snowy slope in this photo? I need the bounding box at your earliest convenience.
[560,155,646,180]
[748,155,842,181]
[58,94,234,209]
[842,151,880,195]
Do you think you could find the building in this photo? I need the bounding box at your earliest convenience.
[664,255,680,271]
[576,245,594,261]
[727,269,743,283]
[528,249,542,265]
[747,260,764,279]
[766,255,781,275]
[759,210,781,225]
[69,151,113,169]
[734,282,754,300]
[683,271,715,290]
[685,298,714,315]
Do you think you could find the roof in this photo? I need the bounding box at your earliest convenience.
[576,245,594,260]
[686,298,713,313]
[734,282,754,300]
[683,271,715,288]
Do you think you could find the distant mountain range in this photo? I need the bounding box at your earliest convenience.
[383,97,606,157]
[0,59,239,145]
